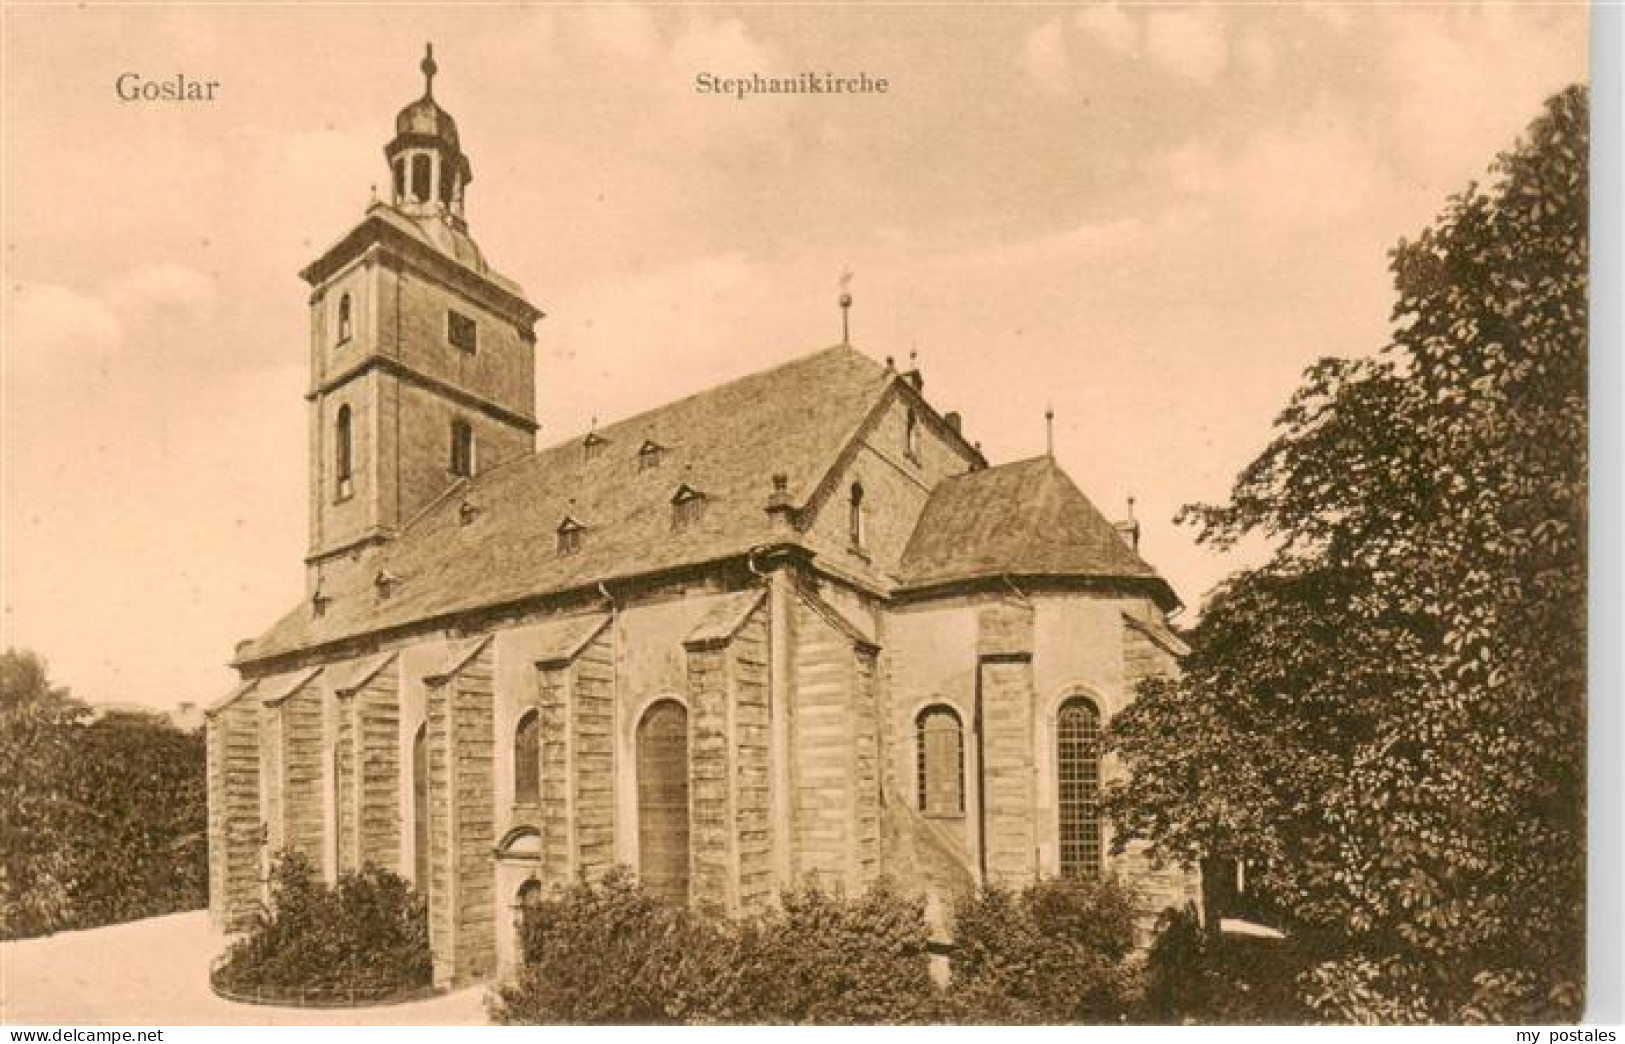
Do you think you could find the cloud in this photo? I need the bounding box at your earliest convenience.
[1021,19,1071,93]
[5,263,217,385]
[6,282,123,359]
[1075,3,1139,55]
[105,262,217,319]
[1145,5,1228,83]
[572,5,661,63]
[1161,107,1384,230]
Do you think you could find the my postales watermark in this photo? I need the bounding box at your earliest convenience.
[695,71,889,100]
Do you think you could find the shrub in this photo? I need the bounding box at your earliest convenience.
[495,866,687,1023]
[726,878,940,1025]
[944,874,1139,1024]
[0,650,207,940]
[491,869,942,1025]
[1138,905,1312,1024]
[213,851,431,998]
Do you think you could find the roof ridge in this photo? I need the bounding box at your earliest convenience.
[534,343,878,455]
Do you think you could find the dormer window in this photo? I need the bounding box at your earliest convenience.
[557,516,585,556]
[458,500,481,526]
[374,570,400,599]
[671,485,707,532]
[447,310,477,354]
[336,293,353,345]
[638,440,666,472]
[583,432,607,462]
[450,419,475,478]
[311,585,331,619]
[905,408,921,462]
[848,481,866,549]
[335,405,354,501]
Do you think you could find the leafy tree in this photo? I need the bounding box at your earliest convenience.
[0,649,88,937]
[1105,85,1588,1023]
[0,648,209,939]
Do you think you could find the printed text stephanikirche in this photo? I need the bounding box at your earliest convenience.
[694,71,889,100]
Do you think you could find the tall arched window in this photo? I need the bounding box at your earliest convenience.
[1057,697,1103,877]
[848,482,866,549]
[636,700,689,903]
[412,722,430,892]
[331,741,342,878]
[450,419,475,477]
[916,705,964,817]
[393,158,406,203]
[335,405,353,499]
[513,709,540,806]
[336,293,353,343]
[905,409,921,460]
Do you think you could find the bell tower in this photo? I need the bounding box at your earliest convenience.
[298,45,543,585]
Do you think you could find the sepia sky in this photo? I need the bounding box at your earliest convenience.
[1,3,1588,711]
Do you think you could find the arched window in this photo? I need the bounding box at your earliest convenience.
[331,741,343,878]
[905,409,921,461]
[411,153,432,203]
[393,158,406,203]
[336,293,353,344]
[1057,697,1103,877]
[848,482,866,549]
[335,405,353,499]
[412,722,430,891]
[636,700,689,903]
[450,419,475,477]
[916,705,964,816]
[513,709,540,805]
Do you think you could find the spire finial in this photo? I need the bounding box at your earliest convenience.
[838,270,854,346]
[1126,495,1136,520]
[421,42,438,98]
[1045,404,1055,457]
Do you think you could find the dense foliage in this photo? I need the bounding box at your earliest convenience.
[0,649,208,940]
[493,868,940,1024]
[946,874,1139,1023]
[492,868,1145,1025]
[213,850,432,998]
[1139,906,1311,1024]
[1105,86,1588,1023]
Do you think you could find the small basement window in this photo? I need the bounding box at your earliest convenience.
[447,310,478,354]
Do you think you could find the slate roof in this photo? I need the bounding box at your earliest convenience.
[238,344,898,664]
[898,455,1181,609]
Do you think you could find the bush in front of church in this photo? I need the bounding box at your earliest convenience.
[491,868,942,1024]
[492,868,1154,1024]
[212,850,431,1000]
[943,873,1140,1024]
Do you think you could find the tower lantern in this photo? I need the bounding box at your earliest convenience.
[385,43,474,225]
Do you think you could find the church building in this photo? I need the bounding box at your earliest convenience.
[205,48,1196,988]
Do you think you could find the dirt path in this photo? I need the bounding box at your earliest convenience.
[0,911,487,1025]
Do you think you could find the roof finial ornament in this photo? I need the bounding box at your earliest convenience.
[421,42,438,98]
[1126,495,1136,520]
[1045,404,1055,457]
[838,270,854,346]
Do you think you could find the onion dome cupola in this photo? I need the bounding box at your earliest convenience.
[385,44,473,226]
